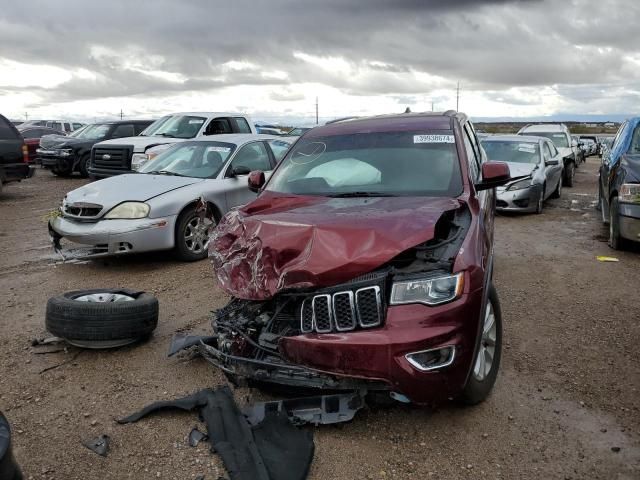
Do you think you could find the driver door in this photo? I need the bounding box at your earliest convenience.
[220,141,273,209]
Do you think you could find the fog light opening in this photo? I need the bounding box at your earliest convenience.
[406,346,456,372]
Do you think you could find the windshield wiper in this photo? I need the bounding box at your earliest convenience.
[145,170,186,177]
[328,191,397,198]
[155,133,177,138]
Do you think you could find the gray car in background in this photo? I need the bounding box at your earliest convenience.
[481,135,564,214]
[48,134,291,261]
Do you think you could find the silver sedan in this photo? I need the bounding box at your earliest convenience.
[481,135,564,214]
[48,134,292,261]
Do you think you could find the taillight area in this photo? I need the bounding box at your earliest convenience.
[22,144,29,163]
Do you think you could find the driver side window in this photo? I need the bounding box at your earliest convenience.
[228,142,271,174]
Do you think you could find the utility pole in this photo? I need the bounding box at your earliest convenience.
[456,82,460,112]
[120,109,124,120]
[24,112,28,121]
[431,100,434,112]
[315,97,319,125]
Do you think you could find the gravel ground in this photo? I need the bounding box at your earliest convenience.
[0,159,638,480]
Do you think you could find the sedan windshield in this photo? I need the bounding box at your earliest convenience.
[482,141,540,164]
[138,141,235,178]
[525,132,569,148]
[140,115,206,139]
[266,131,463,197]
[72,124,110,140]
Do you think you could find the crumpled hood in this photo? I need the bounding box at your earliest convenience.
[210,192,462,300]
[504,162,537,178]
[39,134,82,149]
[96,136,186,152]
[64,174,203,213]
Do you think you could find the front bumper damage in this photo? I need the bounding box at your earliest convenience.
[496,185,542,212]
[48,215,177,259]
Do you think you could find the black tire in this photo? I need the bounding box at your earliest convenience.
[78,154,91,178]
[608,196,625,250]
[0,412,23,480]
[174,206,214,262]
[551,176,562,199]
[460,284,502,405]
[51,160,73,177]
[535,185,544,214]
[45,289,158,348]
[563,162,575,187]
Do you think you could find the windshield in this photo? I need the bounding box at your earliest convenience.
[138,141,235,178]
[266,131,463,197]
[138,115,205,139]
[72,124,110,140]
[482,141,540,164]
[68,125,89,137]
[524,132,569,148]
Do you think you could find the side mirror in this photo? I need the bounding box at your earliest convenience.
[475,161,511,191]
[545,159,559,166]
[248,170,265,193]
[231,165,251,176]
[571,140,578,148]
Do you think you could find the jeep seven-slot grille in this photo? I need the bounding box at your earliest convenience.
[92,146,132,170]
[300,286,382,333]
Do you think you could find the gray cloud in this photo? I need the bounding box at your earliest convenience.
[0,0,639,116]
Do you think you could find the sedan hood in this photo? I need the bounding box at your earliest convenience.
[210,192,462,300]
[64,174,203,214]
[97,136,187,152]
[504,162,537,178]
[558,147,574,158]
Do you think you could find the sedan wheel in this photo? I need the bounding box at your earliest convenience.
[184,217,210,254]
[535,190,544,214]
[175,206,215,261]
[473,302,497,381]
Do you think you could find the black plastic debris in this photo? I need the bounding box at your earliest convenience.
[0,412,23,480]
[82,434,110,457]
[167,334,216,357]
[188,427,208,447]
[118,386,314,480]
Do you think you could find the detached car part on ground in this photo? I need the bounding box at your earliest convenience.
[48,134,292,261]
[518,124,579,187]
[599,117,640,249]
[482,135,563,214]
[195,112,512,405]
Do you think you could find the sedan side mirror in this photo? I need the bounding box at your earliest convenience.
[231,165,251,177]
[475,161,511,191]
[571,140,578,147]
[545,159,559,166]
[248,170,266,193]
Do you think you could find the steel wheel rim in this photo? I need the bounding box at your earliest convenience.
[74,293,135,302]
[184,217,210,253]
[473,301,497,381]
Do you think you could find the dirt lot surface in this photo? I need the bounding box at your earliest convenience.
[1,159,638,480]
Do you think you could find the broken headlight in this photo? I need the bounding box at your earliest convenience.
[506,177,532,191]
[390,272,463,306]
[619,183,640,204]
[104,202,150,219]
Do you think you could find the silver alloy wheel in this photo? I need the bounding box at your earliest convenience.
[184,216,210,253]
[75,293,135,303]
[473,300,497,381]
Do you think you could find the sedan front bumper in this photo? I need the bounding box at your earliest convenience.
[48,215,177,258]
[496,185,542,213]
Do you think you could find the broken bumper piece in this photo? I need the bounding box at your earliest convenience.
[48,215,176,259]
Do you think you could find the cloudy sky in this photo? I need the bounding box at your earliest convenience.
[1,0,638,124]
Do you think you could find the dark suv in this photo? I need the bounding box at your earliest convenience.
[0,114,34,194]
[203,111,512,405]
[38,120,153,177]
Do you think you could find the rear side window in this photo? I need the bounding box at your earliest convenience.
[111,124,135,138]
[232,117,252,133]
[0,116,20,140]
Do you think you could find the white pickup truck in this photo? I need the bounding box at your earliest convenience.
[88,112,256,178]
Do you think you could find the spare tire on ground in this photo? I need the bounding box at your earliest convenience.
[0,412,22,480]
[45,289,159,349]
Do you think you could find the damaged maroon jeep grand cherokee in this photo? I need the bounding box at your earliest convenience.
[206,111,511,405]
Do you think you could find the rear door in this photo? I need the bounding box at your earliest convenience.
[220,141,273,209]
[0,115,23,167]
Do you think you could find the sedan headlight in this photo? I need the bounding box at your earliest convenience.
[507,177,532,191]
[131,153,149,171]
[390,272,464,306]
[620,183,640,204]
[104,202,150,219]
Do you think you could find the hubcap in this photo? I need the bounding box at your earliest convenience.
[473,301,497,381]
[75,292,135,302]
[184,216,212,253]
